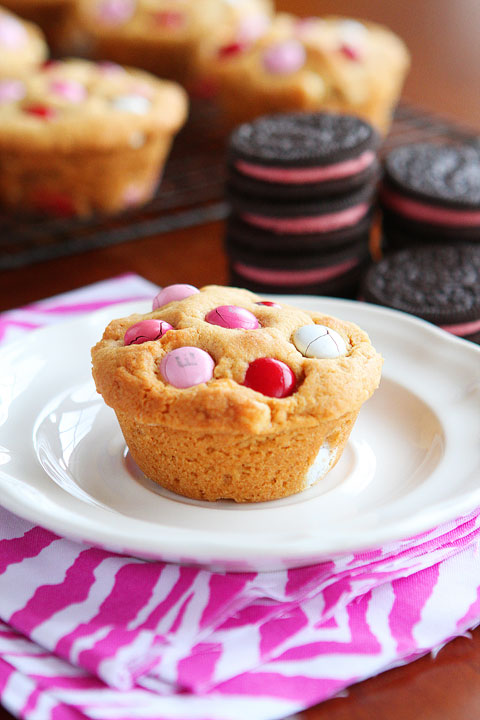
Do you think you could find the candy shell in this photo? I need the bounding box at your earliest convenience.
[111,94,151,114]
[243,357,296,398]
[124,319,173,345]
[218,41,246,58]
[262,39,306,75]
[236,13,270,43]
[205,305,260,329]
[160,346,214,388]
[0,79,25,104]
[24,105,57,120]
[152,284,199,310]
[49,79,87,103]
[96,0,135,25]
[0,16,27,48]
[255,301,281,308]
[293,324,347,359]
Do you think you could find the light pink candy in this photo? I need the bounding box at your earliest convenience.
[160,347,214,388]
[205,305,260,330]
[0,17,27,48]
[236,14,270,44]
[49,79,87,103]
[0,79,25,104]
[96,0,136,25]
[262,39,306,74]
[152,284,199,310]
[124,319,173,346]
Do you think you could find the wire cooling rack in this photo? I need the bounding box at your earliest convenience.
[0,102,478,271]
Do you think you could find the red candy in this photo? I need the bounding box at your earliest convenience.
[24,104,57,120]
[30,190,75,217]
[255,301,281,308]
[339,43,361,61]
[243,358,296,398]
[218,42,246,59]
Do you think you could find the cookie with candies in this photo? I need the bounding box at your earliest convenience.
[0,58,188,216]
[92,283,383,502]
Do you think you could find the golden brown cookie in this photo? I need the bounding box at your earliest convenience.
[92,284,383,502]
[73,0,273,87]
[0,58,188,217]
[195,13,410,133]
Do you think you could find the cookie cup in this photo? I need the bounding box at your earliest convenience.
[92,286,383,503]
[0,59,188,216]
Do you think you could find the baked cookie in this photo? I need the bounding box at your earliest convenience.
[362,245,480,344]
[91,283,383,502]
[73,0,273,87]
[195,13,410,133]
[228,112,380,200]
[0,59,188,217]
[0,8,47,77]
[380,143,480,248]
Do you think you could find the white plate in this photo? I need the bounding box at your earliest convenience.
[0,297,479,571]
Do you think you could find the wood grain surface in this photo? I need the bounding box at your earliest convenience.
[0,1,479,718]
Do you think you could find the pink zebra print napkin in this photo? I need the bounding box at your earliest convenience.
[0,273,479,720]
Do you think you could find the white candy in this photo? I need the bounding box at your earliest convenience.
[293,324,347,359]
[111,94,151,114]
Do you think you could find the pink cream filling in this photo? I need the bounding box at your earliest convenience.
[243,203,369,234]
[381,187,480,227]
[233,257,359,286]
[236,150,375,184]
[440,317,480,336]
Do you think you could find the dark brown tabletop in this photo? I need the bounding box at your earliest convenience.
[0,1,479,718]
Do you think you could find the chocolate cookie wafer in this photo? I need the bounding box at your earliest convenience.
[228,112,380,200]
[361,244,480,343]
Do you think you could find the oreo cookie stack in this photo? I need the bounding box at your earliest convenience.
[224,112,380,297]
[380,142,480,252]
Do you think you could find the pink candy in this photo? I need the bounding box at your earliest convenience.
[152,284,199,310]
[160,347,215,389]
[236,13,270,44]
[262,39,306,75]
[49,79,87,103]
[0,16,27,48]
[124,319,173,346]
[205,305,260,330]
[0,79,25,104]
[96,0,135,25]
[153,11,185,29]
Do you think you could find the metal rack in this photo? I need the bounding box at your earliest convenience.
[0,102,477,271]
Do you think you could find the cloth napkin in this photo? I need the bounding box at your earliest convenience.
[0,273,479,720]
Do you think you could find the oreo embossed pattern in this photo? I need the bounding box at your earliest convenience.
[362,244,480,344]
[380,142,480,250]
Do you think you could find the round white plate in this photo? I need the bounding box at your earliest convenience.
[0,297,479,571]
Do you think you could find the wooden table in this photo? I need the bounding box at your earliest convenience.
[1,1,479,718]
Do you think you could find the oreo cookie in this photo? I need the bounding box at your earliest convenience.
[362,244,480,343]
[228,112,380,200]
[227,211,373,253]
[380,143,480,243]
[228,183,375,236]
[227,235,370,298]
